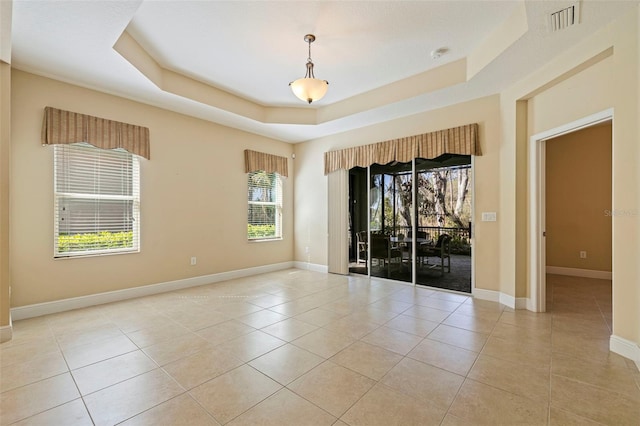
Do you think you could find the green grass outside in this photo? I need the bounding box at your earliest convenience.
[58,231,133,252]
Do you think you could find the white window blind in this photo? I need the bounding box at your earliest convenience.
[54,143,140,257]
[247,171,282,240]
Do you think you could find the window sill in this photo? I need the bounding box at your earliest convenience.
[248,238,283,243]
[54,249,140,259]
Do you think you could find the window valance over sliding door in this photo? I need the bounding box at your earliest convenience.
[324,123,480,175]
[41,106,151,159]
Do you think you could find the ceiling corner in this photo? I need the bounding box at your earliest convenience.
[466,0,529,80]
[0,0,12,64]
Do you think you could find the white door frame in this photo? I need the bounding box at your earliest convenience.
[528,108,613,312]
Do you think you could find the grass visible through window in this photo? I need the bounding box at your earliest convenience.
[58,231,133,253]
[247,224,276,239]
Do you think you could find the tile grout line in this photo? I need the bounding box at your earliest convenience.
[6,271,634,425]
[438,305,504,424]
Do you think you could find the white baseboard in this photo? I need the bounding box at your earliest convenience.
[610,335,640,371]
[501,294,528,310]
[293,261,329,273]
[499,293,516,309]
[515,297,528,309]
[546,266,612,280]
[11,261,295,321]
[526,298,537,311]
[472,288,500,302]
[0,319,12,343]
[472,288,528,310]
[473,288,501,304]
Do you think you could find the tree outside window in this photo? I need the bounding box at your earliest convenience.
[247,171,282,240]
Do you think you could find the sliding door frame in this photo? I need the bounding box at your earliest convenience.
[338,159,474,293]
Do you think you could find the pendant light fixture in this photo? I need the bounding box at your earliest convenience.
[289,34,329,104]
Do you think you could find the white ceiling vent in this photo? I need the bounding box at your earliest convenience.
[549,3,581,32]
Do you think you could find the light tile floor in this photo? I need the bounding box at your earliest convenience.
[1,270,639,425]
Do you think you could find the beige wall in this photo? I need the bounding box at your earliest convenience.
[503,9,639,343]
[296,7,640,351]
[294,95,503,293]
[545,123,612,272]
[10,70,294,307]
[1,62,10,332]
[6,6,639,356]
[637,5,640,355]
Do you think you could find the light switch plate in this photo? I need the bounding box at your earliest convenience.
[482,212,497,222]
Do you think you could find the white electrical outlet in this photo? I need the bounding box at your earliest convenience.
[190,257,197,265]
[579,251,587,259]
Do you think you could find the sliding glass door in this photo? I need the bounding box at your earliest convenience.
[369,162,413,283]
[349,167,368,276]
[348,155,472,293]
[414,159,472,292]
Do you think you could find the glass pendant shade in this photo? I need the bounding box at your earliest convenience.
[289,34,329,104]
[290,77,329,104]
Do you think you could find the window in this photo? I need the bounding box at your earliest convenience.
[54,143,140,257]
[247,171,282,240]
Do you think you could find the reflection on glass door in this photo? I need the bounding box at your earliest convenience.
[347,155,472,293]
[414,159,472,292]
[369,162,412,283]
[348,167,368,275]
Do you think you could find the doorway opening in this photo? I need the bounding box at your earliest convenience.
[529,108,613,312]
[348,155,473,293]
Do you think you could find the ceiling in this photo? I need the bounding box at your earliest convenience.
[8,1,638,143]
